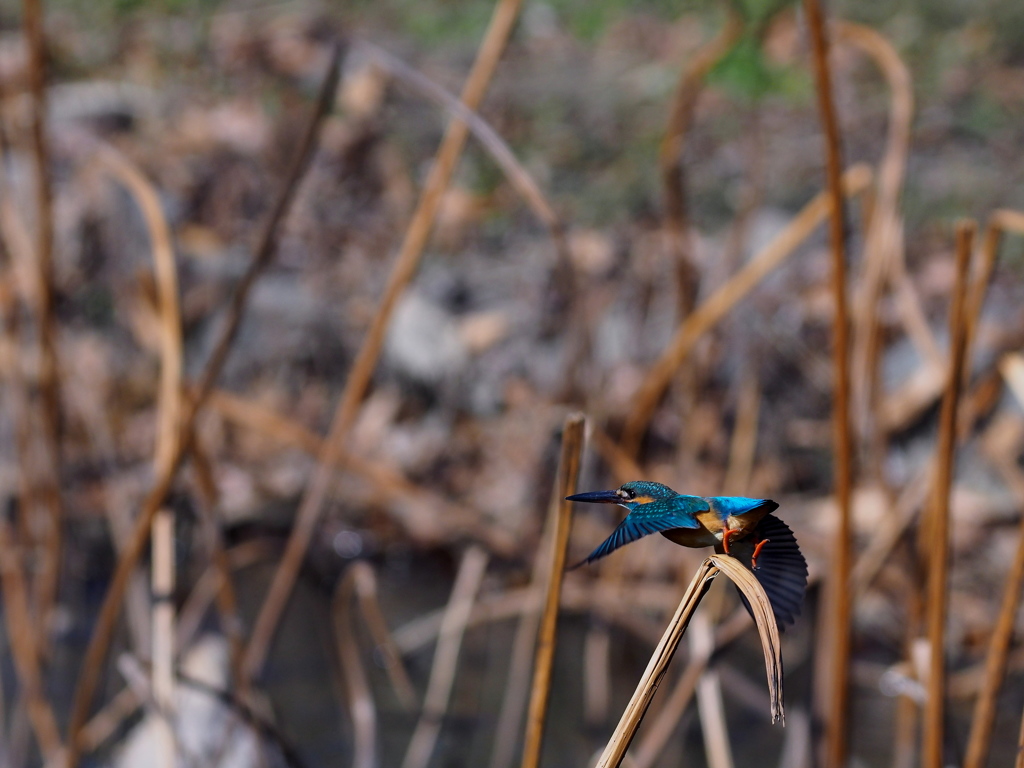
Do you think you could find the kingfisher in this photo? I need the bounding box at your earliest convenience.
[567,480,807,628]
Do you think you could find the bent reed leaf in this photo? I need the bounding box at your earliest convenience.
[709,554,785,725]
[596,555,784,768]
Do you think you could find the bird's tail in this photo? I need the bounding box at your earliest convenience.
[726,513,807,631]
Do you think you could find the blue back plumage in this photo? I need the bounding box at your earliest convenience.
[706,496,777,519]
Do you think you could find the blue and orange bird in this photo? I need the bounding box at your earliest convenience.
[567,481,807,628]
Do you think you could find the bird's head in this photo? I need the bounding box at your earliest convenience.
[566,480,677,510]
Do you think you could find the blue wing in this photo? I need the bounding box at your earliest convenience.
[570,496,707,569]
[705,496,779,519]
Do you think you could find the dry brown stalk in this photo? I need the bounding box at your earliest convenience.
[963,352,1024,768]
[596,555,783,768]
[804,4,855,766]
[186,435,252,703]
[350,561,418,709]
[242,0,526,679]
[94,143,184,480]
[94,146,189,722]
[333,564,380,768]
[922,220,975,768]
[489,489,560,768]
[854,359,1020,605]
[835,21,913,476]
[401,546,490,768]
[203,387,516,554]
[882,210,1024,433]
[21,0,64,642]
[583,625,612,728]
[965,209,1024,368]
[357,40,569,265]
[620,164,873,455]
[591,426,644,480]
[690,613,734,768]
[65,45,341,766]
[395,578,693,656]
[79,687,141,755]
[0,238,63,762]
[724,376,760,496]
[0,519,62,761]
[660,7,744,317]
[520,413,586,768]
[151,509,177,768]
[629,608,752,768]
[963,512,1024,768]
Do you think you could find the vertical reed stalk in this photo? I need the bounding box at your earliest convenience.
[334,564,380,768]
[660,7,743,318]
[242,0,526,679]
[22,0,64,646]
[401,545,489,768]
[690,613,734,768]
[963,514,1024,768]
[65,47,340,767]
[964,267,1024,768]
[1016,705,1024,768]
[490,491,558,768]
[804,3,854,766]
[152,509,176,768]
[922,220,975,768]
[0,519,62,761]
[520,412,586,768]
[621,165,873,456]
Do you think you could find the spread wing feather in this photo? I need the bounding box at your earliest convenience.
[728,513,807,630]
[569,496,705,569]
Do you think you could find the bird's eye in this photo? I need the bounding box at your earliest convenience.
[618,487,636,500]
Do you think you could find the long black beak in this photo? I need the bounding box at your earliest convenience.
[565,489,621,504]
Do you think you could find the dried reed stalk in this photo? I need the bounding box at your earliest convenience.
[804,4,855,766]
[151,509,177,768]
[203,387,515,554]
[95,143,184,479]
[621,164,873,455]
[520,413,586,768]
[242,1,525,679]
[334,564,380,768]
[401,545,490,768]
[596,555,783,768]
[964,347,1024,768]
[22,0,64,641]
[0,519,62,761]
[348,561,417,708]
[835,21,912,476]
[357,40,568,264]
[922,220,975,768]
[65,46,341,766]
[690,612,734,768]
[661,7,744,317]
[629,608,752,768]
[489,504,558,768]
[964,511,1024,768]
[0,202,63,760]
[393,582,677,655]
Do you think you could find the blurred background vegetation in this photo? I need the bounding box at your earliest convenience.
[0,0,1022,767]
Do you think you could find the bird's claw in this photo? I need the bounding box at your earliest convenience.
[751,537,770,570]
[721,527,736,554]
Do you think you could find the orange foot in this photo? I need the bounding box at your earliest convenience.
[721,527,737,554]
[751,537,770,570]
